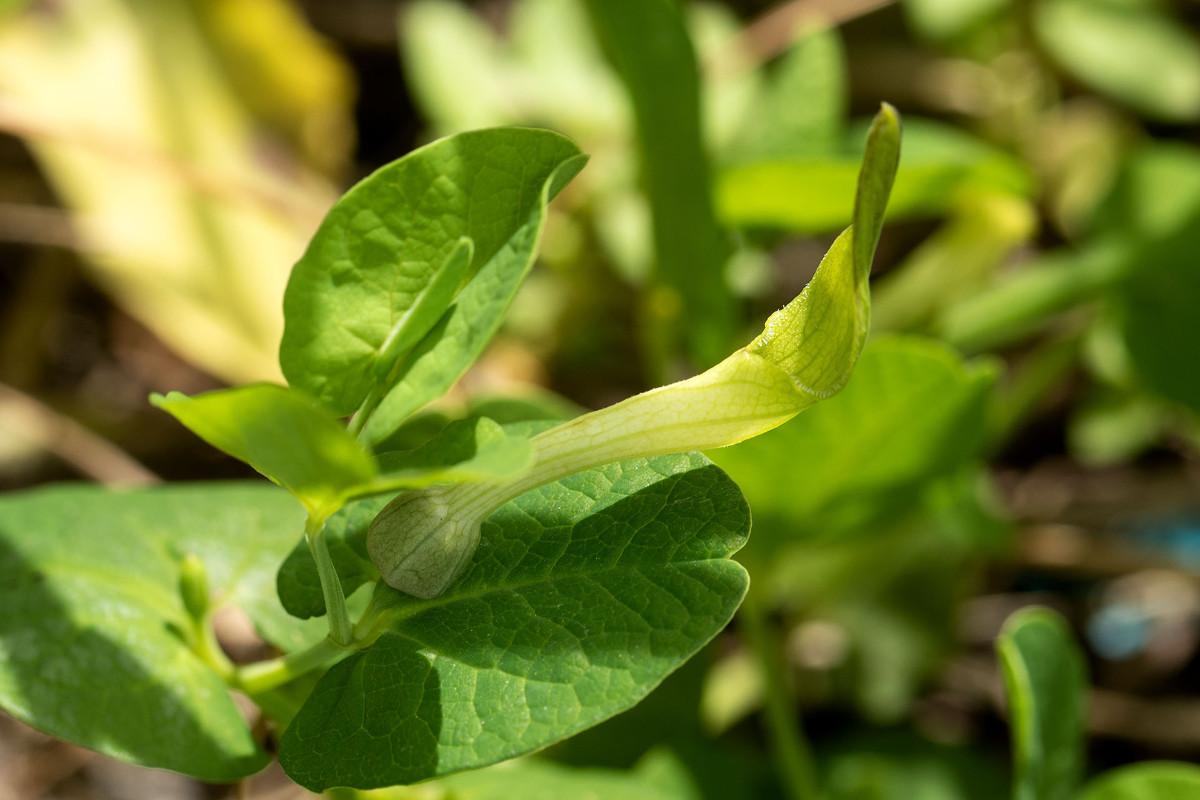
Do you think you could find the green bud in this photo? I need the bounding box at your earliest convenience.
[178,554,210,622]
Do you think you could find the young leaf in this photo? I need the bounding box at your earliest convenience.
[584,0,735,368]
[1077,763,1200,800]
[0,483,316,780]
[279,127,586,441]
[151,384,376,516]
[279,453,749,791]
[367,104,901,600]
[996,607,1088,800]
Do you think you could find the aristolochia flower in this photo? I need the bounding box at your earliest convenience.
[368,104,901,599]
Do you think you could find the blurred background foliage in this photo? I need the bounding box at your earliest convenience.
[0,0,1198,798]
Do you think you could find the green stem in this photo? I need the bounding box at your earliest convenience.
[306,514,354,646]
[235,636,348,695]
[347,383,385,440]
[740,590,819,800]
[190,613,235,682]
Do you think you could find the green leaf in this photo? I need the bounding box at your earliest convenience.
[279,453,750,790]
[995,607,1088,800]
[0,483,317,780]
[277,417,538,618]
[584,0,735,367]
[718,118,1030,233]
[1077,763,1200,800]
[151,384,376,516]
[279,127,586,440]
[1034,0,1200,122]
[708,337,996,538]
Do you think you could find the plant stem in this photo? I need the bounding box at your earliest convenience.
[190,613,235,683]
[235,636,348,695]
[306,513,354,646]
[740,590,819,800]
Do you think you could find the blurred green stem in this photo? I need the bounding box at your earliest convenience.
[740,588,819,800]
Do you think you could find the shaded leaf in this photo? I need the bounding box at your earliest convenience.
[0,483,315,780]
[996,607,1088,800]
[279,453,750,790]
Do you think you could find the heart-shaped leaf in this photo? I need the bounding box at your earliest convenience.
[279,453,749,790]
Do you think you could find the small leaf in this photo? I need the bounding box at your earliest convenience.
[903,0,1008,41]
[1077,762,1200,800]
[279,453,749,790]
[279,127,586,442]
[995,607,1088,800]
[151,384,376,516]
[0,483,316,780]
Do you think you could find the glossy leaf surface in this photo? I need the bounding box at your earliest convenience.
[279,453,749,790]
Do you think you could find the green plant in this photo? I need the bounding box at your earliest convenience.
[0,105,900,793]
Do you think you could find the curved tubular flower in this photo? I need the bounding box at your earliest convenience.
[369,104,901,599]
